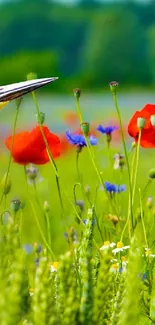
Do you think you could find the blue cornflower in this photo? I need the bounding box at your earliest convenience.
[104,181,126,194]
[97,125,118,135]
[66,130,98,149]
[22,244,33,254]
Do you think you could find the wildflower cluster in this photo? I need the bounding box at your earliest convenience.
[0,77,155,325]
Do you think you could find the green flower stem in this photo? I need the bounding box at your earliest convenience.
[130,145,137,186]
[76,151,104,241]
[32,91,64,214]
[63,182,101,253]
[0,103,20,205]
[45,211,52,248]
[132,130,142,208]
[141,179,152,200]
[73,182,81,203]
[76,97,83,124]
[139,188,148,248]
[112,92,134,231]
[75,97,117,215]
[29,197,55,260]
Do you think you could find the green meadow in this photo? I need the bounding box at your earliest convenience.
[1,89,155,324]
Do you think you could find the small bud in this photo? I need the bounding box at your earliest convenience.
[109,81,119,94]
[81,122,90,136]
[132,141,137,149]
[27,72,38,80]
[75,200,84,211]
[73,88,81,99]
[33,242,42,254]
[146,197,153,209]
[149,168,155,179]
[107,214,119,226]
[11,198,21,213]
[1,173,12,195]
[151,115,155,127]
[36,112,45,125]
[43,201,50,212]
[137,117,146,130]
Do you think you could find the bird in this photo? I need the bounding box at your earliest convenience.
[0,77,58,110]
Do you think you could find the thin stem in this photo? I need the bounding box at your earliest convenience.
[75,98,117,215]
[139,188,148,248]
[132,130,142,207]
[112,92,133,231]
[32,91,64,214]
[130,145,137,186]
[141,179,152,200]
[76,97,83,124]
[29,198,55,260]
[0,104,20,205]
[76,151,104,241]
[45,211,52,248]
[73,182,81,203]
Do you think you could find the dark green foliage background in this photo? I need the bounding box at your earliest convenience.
[0,0,155,91]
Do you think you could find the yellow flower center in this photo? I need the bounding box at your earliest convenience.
[111,263,119,269]
[53,262,59,269]
[104,241,110,246]
[117,241,124,248]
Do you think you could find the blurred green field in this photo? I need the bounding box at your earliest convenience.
[1,91,155,256]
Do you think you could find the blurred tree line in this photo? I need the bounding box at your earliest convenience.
[0,0,155,92]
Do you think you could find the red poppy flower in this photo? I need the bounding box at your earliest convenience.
[5,125,61,165]
[128,104,155,148]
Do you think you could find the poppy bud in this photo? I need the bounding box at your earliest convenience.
[11,198,21,213]
[150,115,155,127]
[43,201,50,212]
[109,81,119,94]
[73,88,81,99]
[81,122,90,136]
[36,112,45,125]
[1,173,12,195]
[27,72,38,80]
[149,169,155,179]
[146,197,153,209]
[137,117,146,130]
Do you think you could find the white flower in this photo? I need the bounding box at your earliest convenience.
[112,245,130,255]
[100,242,116,251]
